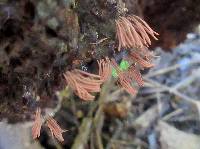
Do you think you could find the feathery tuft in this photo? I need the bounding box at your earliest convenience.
[116,15,159,51]
[64,69,102,100]
[98,57,112,81]
[128,64,144,86]
[111,59,137,95]
[46,116,66,142]
[129,51,154,68]
[32,108,42,139]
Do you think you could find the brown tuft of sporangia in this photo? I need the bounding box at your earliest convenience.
[116,15,159,51]
[32,108,66,142]
[32,108,42,139]
[46,116,66,142]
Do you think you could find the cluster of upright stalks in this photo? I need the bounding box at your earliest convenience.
[63,15,158,101]
[116,15,159,51]
[63,58,111,100]
[64,69,103,100]
[32,14,158,142]
[32,108,66,142]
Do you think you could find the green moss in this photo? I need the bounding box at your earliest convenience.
[112,60,130,78]
[120,60,130,71]
[112,68,118,78]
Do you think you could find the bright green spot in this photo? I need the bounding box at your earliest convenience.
[112,68,118,78]
[112,60,130,78]
[120,60,130,71]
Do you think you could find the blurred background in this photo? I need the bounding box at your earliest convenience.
[0,0,200,149]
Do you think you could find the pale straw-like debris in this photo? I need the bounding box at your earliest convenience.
[46,116,66,142]
[116,15,159,51]
[97,57,112,81]
[64,69,102,100]
[32,108,42,139]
